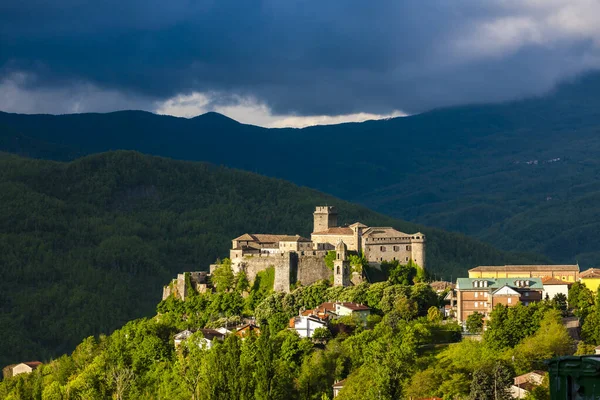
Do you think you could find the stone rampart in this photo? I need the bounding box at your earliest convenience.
[297,255,331,286]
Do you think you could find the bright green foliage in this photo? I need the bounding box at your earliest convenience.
[484,302,552,349]
[510,310,573,373]
[426,306,442,323]
[311,327,332,341]
[386,260,417,285]
[211,259,235,292]
[324,251,336,271]
[466,311,485,333]
[347,253,368,274]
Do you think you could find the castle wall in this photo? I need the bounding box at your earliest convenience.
[239,253,289,283]
[311,234,357,251]
[297,255,331,286]
[274,252,294,293]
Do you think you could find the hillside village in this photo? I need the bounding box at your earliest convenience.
[154,207,600,398]
[7,206,600,398]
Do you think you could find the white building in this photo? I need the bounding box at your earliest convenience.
[289,315,327,338]
[174,329,225,350]
[12,362,42,377]
[542,277,570,300]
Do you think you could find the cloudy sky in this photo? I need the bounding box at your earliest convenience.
[1,0,600,127]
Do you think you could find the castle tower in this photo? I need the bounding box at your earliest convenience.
[410,233,426,270]
[313,206,338,233]
[334,240,351,287]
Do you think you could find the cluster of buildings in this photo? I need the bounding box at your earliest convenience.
[289,301,371,338]
[174,322,261,350]
[443,264,586,323]
[163,206,426,299]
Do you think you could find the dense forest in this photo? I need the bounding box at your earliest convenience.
[0,150,547,368]
[3,73,600,265]
[0,261,582,400]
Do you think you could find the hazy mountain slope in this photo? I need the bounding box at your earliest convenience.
[2,73,600,265]
[0,150,546,367]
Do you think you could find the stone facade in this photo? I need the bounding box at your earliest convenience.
[309,207,426,268]
[333,241,351,287]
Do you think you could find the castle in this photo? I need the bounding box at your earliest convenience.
[227,206,426,292]
[164,206,426,299]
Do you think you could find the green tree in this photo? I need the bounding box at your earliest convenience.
[211,259,235,292]
[466,312,484,334]
[469,360,514,400]
[427,306,442,323]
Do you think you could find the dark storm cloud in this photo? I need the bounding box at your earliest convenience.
[2,0,600,115]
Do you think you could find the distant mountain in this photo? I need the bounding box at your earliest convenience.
[0,151,545,367]
[2,72,600,265]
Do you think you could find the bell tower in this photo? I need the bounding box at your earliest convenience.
[334,240,351,287]
[313,206,338,233]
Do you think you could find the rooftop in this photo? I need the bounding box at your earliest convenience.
[362,227,418,238]
[332,378,347,388]
[19,361,42,369]
[542,277,570,285]
[312,227,354,235]
[580,268,600,278]
[233,233,311,244]
[469,265,579,272]
[456,278,544,290]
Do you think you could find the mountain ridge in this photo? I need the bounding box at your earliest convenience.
[3,72,600,266]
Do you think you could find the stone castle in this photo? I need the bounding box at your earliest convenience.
[164,206,426,298]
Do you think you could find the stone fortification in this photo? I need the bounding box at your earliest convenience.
[164,206,427,299]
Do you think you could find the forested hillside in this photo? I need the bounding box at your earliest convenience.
[0,151,546,367]
[2,73,600,265]
[0,274,578,399]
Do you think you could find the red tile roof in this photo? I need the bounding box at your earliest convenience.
[337,302,370,311]
[542,277,570,285]
[332,378,347,388]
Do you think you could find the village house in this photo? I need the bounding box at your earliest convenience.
[173,329,225,350]
[510,370,545,399]
[332,379,347,397]
[541,277,571,300]
[234,323,260,339]
[580,268,600,292]
[11,362,42,377]
[455,278,544,323]
[309,302,371,323]
[289,315,328,338]
[468,265,579,282]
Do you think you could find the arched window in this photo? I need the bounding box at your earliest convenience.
[337,266,340,274]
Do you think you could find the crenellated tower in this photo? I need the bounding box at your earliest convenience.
[313,206,338,233]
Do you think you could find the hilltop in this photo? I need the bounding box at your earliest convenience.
[0,150,546,366]
[2,73,600,265]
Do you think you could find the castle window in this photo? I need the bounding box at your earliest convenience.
[406,245,411,251]
[380,246,386,252]
[393,246,399,251]
[406,257,409,261]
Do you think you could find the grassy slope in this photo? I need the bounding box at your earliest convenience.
[0,151,547,366]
